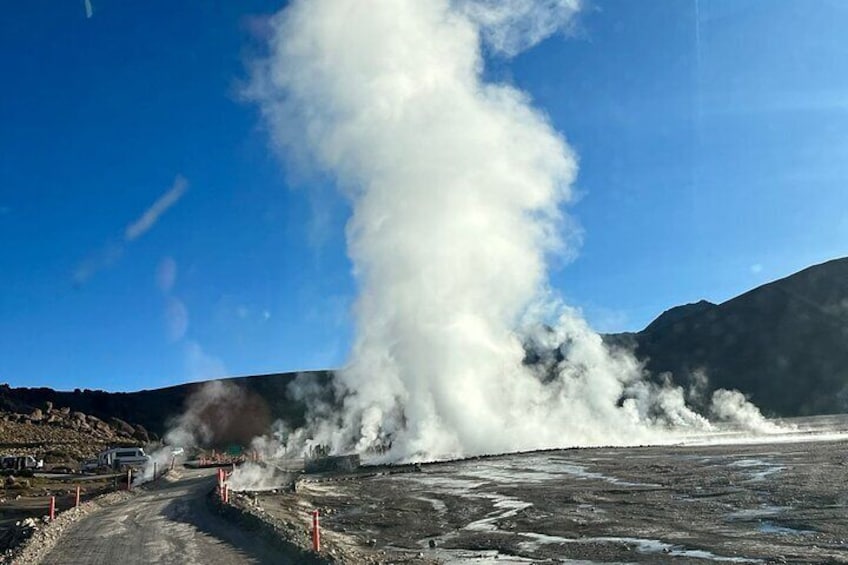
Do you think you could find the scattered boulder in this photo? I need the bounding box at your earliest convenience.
[108,418,135,436]
[44,401,53,414]
[132,424,150,443]
[4,476,30,489]
[28,409,43,422]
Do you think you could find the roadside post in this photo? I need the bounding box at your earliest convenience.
[75,485,81,508]
[127,468,132,491]
[223,484,229,504]
[312,509,320,552]
[49,496,56,521]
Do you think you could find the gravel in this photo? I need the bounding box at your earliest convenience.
[2,489,133,565]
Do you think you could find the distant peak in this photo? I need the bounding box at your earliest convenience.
[644,300,716,333]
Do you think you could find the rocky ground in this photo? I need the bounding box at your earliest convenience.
[242,416,848,564]
[227,484,438,564]
[0,401,155,558]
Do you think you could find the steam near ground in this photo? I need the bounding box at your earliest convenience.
[170,0,785,488]
[137,381,270,484]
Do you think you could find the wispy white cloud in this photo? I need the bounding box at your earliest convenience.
[84,0,93,19]
[72,175,187,286]
[72,241,124,286]
[156,256,178,293]
[165,296,189,342]
[153,257,226,380]
[125,176,188,241]
[184,340,227,380]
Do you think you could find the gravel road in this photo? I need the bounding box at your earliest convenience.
[39,468,290,565]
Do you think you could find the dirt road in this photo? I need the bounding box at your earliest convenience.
[39,468,289,565]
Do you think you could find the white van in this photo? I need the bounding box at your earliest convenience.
[84,447,149,471]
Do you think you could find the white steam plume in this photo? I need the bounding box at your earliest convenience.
[164,381,239,448]
[710,389,784,434]
[459,0,581,56]
[136,381,242,486]
[244,0,774,464]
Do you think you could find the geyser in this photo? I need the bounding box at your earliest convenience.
[242,0,775,463]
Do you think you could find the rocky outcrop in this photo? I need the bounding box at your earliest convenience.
[132,424,150,443]
[108,418,135,436]
[0,403,151,463]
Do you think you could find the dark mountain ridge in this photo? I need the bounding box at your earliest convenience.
[0,371,333,439]
[606,257,848,416]
[2,258,847,439]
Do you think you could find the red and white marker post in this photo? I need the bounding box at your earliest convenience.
[75,485,81,508]
[49,496,56,521]
[312,509,320,552]
[218,468,227,501]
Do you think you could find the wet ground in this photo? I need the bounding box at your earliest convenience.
[255,415,848,564]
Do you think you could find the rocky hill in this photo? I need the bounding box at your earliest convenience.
[0,371,333,448]
[605,257,848,417]
[0,401,151,462]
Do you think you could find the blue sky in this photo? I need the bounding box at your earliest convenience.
[2,0,846,391]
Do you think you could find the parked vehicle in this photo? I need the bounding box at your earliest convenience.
[1,455,43,471]
[81,447,149,472]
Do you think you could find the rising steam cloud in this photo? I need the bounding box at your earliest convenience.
[243,0,774,463]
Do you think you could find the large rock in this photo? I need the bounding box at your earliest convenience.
[109,417,135,436]
[132,424,150,443]
[28,408,43,422]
